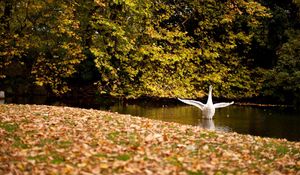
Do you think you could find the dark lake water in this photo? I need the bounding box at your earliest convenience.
[108,104,300,141]
[2,97,300,141]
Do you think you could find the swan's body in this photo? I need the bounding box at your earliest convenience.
[178,85,234,119]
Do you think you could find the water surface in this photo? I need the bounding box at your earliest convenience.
[107,104,300,141]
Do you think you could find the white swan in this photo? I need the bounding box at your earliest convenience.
[178,85,234,119]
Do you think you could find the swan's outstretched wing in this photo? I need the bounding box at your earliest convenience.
[214,101,234,109]
[178,98,205,110]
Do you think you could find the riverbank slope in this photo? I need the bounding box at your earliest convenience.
[0,104,299,174]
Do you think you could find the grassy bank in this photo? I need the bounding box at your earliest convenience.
[0,104,299,174]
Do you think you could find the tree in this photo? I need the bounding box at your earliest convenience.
[159,0,271,98]
[0,0,85,94]
[0,0,279,101]
[87,0,197,98]
[263,0,300,105]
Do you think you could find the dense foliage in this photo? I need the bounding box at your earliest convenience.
[0,0,299,105]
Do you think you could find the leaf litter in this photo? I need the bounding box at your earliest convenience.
[0,104,299,174]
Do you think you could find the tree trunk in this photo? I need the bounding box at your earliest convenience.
[0,0,13,32]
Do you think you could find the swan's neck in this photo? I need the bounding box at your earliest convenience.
[207,86,213,104]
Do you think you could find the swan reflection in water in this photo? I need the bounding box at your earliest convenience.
[198,119,231,132]
[199,119,215,130]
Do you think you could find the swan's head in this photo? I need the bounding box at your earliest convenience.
[209,85,213,91]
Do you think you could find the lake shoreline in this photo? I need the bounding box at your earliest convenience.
[3,93,295,109]
[0,104,299,174]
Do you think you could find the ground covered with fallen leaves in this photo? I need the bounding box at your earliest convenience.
[0,104,299,175]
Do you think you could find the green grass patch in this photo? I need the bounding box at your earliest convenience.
[116,154,131,161]
[106,131,140,147]
[186,170,204,175]
[199,131,217,139]
[0,122,18,133]
[50,152,65,164]
[107,131,120,142]
[33,112,42,116]
[12,136,29,149]
[275,144,289,155]
[127,132,140,147]
[64,118,76,126]
[57,140,72,149]
[166,157,183,167]
[93,153,107,158]
[42,115,49,120]
[102,115,113,122]
[28,155,48,163]
[265,142,291,156]
[38,138,72,149]
[290,147,300,155]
